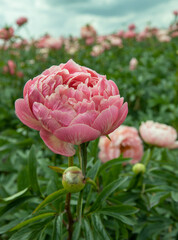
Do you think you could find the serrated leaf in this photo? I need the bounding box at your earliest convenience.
[28,145,41,195]
[83,218,94,240]
[10,212,55,231]
[0,187,29,202]
[33,188,67,213]
[87,177,128,214]
[91,214,111,240]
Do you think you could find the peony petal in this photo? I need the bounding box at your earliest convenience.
[51,109,76,126]
[62,59,82,74]
[15,98,41,130]
[70,111,98,126]
[40,129,75,156]
[54,124,101,145]
[92,106,119,135]
[33,103,61,132]
[107,102,128,134]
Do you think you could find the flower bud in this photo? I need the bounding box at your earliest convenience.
[62,166,85,193]
[132,163,146,174]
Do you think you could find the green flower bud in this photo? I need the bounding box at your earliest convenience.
[62,166,85,193]
[132,163,146,175]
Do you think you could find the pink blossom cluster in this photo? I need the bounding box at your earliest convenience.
[98,121,178,164]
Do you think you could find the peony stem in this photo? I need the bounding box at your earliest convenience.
[65,157,74,240]
[77,143,88,225]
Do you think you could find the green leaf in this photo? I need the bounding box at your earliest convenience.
[91,214,111,240]
[28,145,41,195]
[72,221,82,240]
[149,192,169,208]
[98,157,130,175]
[33,188,67,213]
[48,166,65,174]
[0,196,34,216]
[97,211,135,226]
[87,177,128,214]
[10,212,55,231]
[141,149,151,166]
[171,191,178,202]
[0,187,29,202]
[52,214,63,240]
[83,218,94,240]
[98,205,139,215]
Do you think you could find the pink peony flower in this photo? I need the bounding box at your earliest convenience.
[173,10,178,16]
[128,24,136,31]
[80,24,97,39]
[98,126,143,164]
[3,60,16,75]
[139,121,178,149]
[15,59,128,156]
[0,27,14,40]
[16,17,28,27]
[124,30,136,39]
[129,58,138,71]
[91,45,105,56]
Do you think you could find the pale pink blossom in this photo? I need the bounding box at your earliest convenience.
[117,30,125,38]
[37,36,63,49]
[16,17,28,27]
[171,31,178,37]
[139,121,178,149]
[0,27,14,40]
[107,35,123,47]
[98,126,143,164]
[91,45,105,56]
[85,37,95,45]
[129,58,138,71]
[15,59,128,156]
[80,24,97,39]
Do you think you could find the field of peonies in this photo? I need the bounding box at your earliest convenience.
[0,13,178,240]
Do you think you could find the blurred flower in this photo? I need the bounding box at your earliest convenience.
[107,35,123,47]
[98,126,143,164]
[0,27,14,40]
[128,24,136,31]
[80,24,97,39]
[37,36,63,49]
[16,17,28,27]
[15,59,128,156]
[139,121,178,149]
[173,10,178,16]
[124,30,136,39]
[3,60,16,75]
[129,58,138,70]
[117,30,125,38]
[171,31,178,37]
[17,71,24,78]
[91,45,105,56]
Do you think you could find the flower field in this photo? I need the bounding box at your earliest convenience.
[0,14,178,240]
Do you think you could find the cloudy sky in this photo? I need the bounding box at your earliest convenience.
[0,0,177,38]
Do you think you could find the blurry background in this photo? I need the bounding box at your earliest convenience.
[0,0,177,38]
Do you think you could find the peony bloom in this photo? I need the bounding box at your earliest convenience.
[173,10,178,16]
[91,45,105,56]
[3,60,16,75]
[16,17,28,27]
[128,24,136,31]
[80,24,97,39]
[129,58,138,71]
[0,27,14,40]
[15,59,128,156]
[139,121,178,149]
[98,126,143,164]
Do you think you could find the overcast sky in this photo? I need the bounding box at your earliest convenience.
[0,0,177,38]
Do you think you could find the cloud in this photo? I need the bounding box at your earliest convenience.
[0,0,177,38]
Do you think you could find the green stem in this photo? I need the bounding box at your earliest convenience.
[77,143,88,225]
[65,157,74,240]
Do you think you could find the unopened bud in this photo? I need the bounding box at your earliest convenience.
[62,166,85,193]
[132,163,146,174]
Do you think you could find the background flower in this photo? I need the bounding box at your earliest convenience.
[98,125,143,164]
[139,121,178,148]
